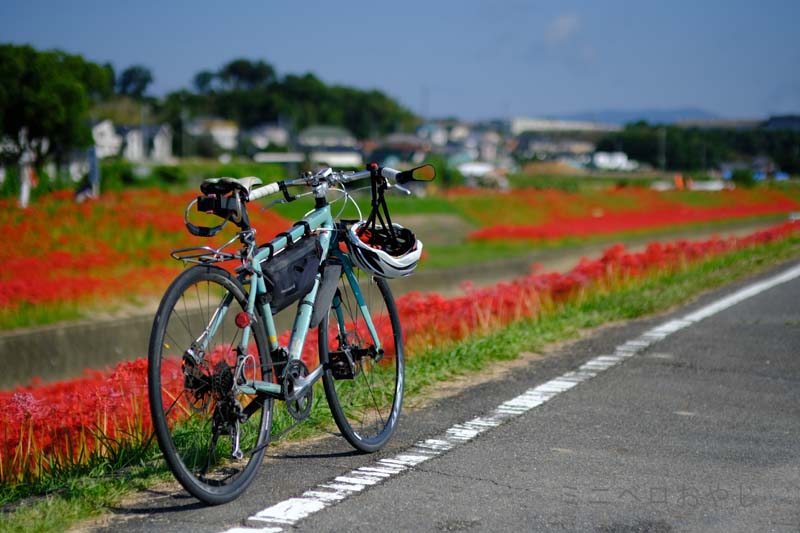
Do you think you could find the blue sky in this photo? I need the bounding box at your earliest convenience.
[2,1,798,120]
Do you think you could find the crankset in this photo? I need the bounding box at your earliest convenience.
[282,360,313,421]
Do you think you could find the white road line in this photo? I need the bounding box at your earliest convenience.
[222,261,800,533]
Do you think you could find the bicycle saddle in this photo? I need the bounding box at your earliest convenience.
[200,176,263,197]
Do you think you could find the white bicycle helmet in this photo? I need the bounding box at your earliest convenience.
[346,221,423,278]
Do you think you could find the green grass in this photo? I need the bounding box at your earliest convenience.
[0,303,84,330]
[507,173,660,191]
[422,240,539,270]
[419,213,790,271]
[771,180,800,204]
[3,234,799,532]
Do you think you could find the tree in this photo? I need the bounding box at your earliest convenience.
[116,64,154,98]
[193,70,216,94]
[597,122,800,173]
[169,57,417,142]
[218,59,275,90]
[0,44,113,166]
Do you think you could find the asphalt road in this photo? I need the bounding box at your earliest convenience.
[99,260,800,533]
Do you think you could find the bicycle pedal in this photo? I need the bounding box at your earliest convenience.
[328,351,355,379]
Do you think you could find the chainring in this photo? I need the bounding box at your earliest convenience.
[282,360,313,421]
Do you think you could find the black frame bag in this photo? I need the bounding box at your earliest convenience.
[261,235,321,314]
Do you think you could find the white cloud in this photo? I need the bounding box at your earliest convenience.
[544,12,580,46]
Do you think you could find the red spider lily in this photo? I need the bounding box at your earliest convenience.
[0,189,289,313]
[1,213,798,487]
[467,188,800,242]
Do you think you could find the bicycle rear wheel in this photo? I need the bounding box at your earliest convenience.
[319,272,404,452]
[148,265,273,504]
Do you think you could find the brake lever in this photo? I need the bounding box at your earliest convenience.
[262,198,286,211]
[393,184,412,195]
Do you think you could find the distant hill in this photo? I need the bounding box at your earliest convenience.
[555,108,719,125]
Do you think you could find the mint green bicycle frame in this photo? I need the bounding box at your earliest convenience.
[197,202,379,399]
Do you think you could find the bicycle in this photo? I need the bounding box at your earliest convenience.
[147,163,435,504]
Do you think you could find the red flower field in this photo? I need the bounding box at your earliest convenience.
[2,220,799,486]
[464,187,800,241]
[3,186,798,329]
[0,189,288,326]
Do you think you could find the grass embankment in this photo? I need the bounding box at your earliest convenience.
[3,230,799,533]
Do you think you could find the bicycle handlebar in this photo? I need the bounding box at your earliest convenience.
[247,167,397,203]
[247,181,281,201]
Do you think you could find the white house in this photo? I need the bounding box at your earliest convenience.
[119,124,173,162]
[416,123,448,147]
[298,125,358,149]
[298,126,362,168]
[91,120,123,158]
[511,117,621,136]
[478,131,501,162]
[245,124,290,150]
[593,151,638,171]
[188,118,239,151]
[149,125,173,163]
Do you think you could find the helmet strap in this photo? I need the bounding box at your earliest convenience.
[365,172,400,248]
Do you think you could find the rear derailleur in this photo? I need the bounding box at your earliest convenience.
[209,360,247,460]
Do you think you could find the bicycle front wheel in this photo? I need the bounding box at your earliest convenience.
[148,265,273,505]
[319,273,404,452]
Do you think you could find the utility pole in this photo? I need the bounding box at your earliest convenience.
[658,127,667,171]
[181,109,188,159]
[701,142,706,172]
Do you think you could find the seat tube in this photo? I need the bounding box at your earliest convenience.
[287,210,334,359]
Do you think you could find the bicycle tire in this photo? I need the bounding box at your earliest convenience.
[148,265,273,504]
[319,273,404,452]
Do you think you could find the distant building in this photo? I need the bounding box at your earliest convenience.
[478,131,501,162]
[592,151,638,171]
[298,126,362,168]
[119,124,173,162]
[149,125,174,162]
[91,120,123,158]
[510,117,621,136]
[297,125,358,149]
[416,123,448,146]
[514,132,595,159]
[91,119,173,162]
[449,123,471,143]
[188,118,239,151]
[369,133,431,167]
[244,123,290,150]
